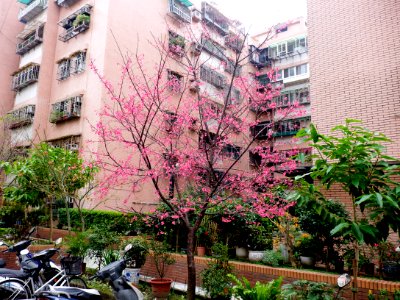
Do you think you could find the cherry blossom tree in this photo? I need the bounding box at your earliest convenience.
[91,26,305,299]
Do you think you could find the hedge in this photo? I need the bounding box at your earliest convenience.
[57,208,144,234]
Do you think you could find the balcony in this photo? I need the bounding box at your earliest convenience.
[12,64,40,91]
[59,4,92,42]
[201,2,229,35]
[273,117,311,138]
[8,105,35,129]
[168,0,192,23]
[18,0,47,24]
[59,20,90,42]
[49,95,82,123]
[16,25,43,55]
[56,0,79,7]
[249,45,270,69]
[225,34,244,53]
[200,66,226,89]
[251,121,272,140]
[201,37,226,61]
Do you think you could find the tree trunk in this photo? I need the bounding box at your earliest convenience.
[186,228,196,300]
[78,207,85,232]
[49,200,53,241]
[66,200,71,235]
[352,242,359,300]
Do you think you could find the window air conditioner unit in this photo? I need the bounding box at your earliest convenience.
[191,42,202,55]
[191,9,201,22]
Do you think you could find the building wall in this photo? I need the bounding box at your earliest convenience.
[308,0,400,158]
[0,0,23,123]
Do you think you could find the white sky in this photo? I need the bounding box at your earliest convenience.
[191,0,307,35]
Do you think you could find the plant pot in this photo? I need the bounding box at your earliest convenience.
[300,256,315,267]
[150,278,173,299]
[235,247,248,259]
[197,246,206,257]
[123,267,141,285]
[248,250,264,262]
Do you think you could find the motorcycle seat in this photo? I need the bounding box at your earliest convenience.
[45,286,102,300]
[0,268,28,279]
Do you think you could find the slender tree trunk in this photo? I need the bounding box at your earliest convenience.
[352,242,359,300]
[66,200,71,235]
[186,228,196,300]
[78,207,85,232]
[49,200,53,241]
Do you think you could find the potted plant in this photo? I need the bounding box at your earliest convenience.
[72,14,90,27]
[121,236,149,284]
[64,231,90,273]
[149,240,176,299]
[247,224,272,262]
[294,232,318,267]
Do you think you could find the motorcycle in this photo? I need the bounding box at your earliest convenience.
[34,244,144,300]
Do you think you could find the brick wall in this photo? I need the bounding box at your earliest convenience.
[141,253,400,299]
[307,0,400,159]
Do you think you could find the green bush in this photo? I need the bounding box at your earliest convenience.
[57,208,144,234]
[281,280,335,300]
[229,274,283,300]
[262,250,284,267]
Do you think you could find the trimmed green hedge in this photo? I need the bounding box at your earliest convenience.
[57,208,144,234]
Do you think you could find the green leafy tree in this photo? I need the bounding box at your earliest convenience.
[2,142,98,239]
[293,119,400,300]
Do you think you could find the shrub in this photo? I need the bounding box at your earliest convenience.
[281,280,334,300]
[262,250,284,267]
[229,274,282,300]
[58,208,144,234]
[201,243,233,299]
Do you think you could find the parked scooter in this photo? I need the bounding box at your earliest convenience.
[0,227,37,279]
[35,244,144,300]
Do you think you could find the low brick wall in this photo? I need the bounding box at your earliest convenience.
[141,253,400,299]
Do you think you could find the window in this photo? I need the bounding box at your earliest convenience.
[282,63,308,79]
[164,111,178,132]
[49,135,81,149]
[274,87,310,107]
[199,130,218,150]
[57,59,70,81]
[287,40,296,54]
[221,144,241,159]
[12,64,40,91]
[57,51,87,81]
[167,70,182,92]
[50,95,82,123]
[278,43,286,56]
[8,105,35,129]
[296,64,308,75]
[168,31,185,56]
[71,51,86,74]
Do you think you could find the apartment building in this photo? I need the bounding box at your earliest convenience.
[248,18,311,175]
[2,0,250,210]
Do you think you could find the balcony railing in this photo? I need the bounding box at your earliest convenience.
[18,0,47,24]
[201,37,226,61]
[201,2,229,35]
[12,64,40,91]
[49,95,82,123]
[16,26,43,55]
[168,0,191,23]
[200,66,226,89]
[249,45,270,69]
[56,0,79,7]
[8,105,35,129]
[59,20,90,42]
[225,34,244,53]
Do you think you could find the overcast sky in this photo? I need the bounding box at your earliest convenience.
[191,0,307,34]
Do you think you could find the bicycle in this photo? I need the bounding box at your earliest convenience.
[0,240,87,299]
